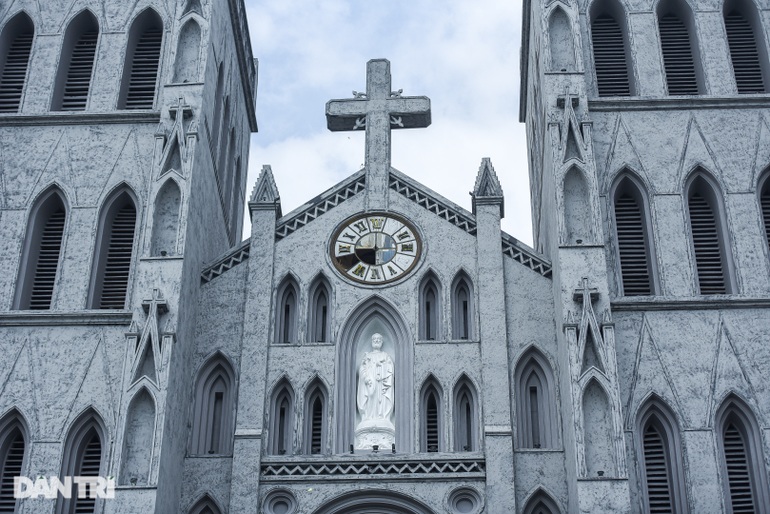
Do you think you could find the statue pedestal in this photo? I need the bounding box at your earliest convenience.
[355,419,395,449]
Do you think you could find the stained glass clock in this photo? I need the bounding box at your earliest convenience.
[330,213,422,285]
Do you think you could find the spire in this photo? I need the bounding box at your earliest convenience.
[249,165,282,216]
[472,157,504,216]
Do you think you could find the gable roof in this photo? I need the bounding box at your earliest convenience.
[201,168,551,283]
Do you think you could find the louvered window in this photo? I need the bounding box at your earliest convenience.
[659,11,700,95]
[310,396,323,454]
[421,387,440,453]
[761,178,770,252]
[591,13,631,96]
[723,422,757,512]
[688,179,729,294]
[725,10,765,94]
[92,194,136,309]
[642,423,674,513]
[53,12,99,112]
[0,14,34,113]
[0,426,24,513]
[613,178,654,296]
[120,11,163,110]
[17,192,67,310]
[71,429,101,514]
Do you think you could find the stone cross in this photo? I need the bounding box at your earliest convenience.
[326,59,431,207]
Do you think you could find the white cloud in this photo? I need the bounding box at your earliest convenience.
[242,0,533,245]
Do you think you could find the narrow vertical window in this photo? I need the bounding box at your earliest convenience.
[419,273,441,341]
[270,381,294,455]
[90,190,137,309]
[724,0,767,94]
[0,13,34,113]
[716,397,770,514]
[276,278,298,344]
[548,8,576,72]
[0,413,25,513]
[590,2,633,96]
[637,398,688,514]
[303,380,327,455]
[190,355,235,456]
[516,349,558,449]
[58,411,104,514]
[760,174,770,253]
[420,378,443,452]
[658,3,701,95]
[52,11,99,111]
[308,276,331,343]
[16,189,67,310]
[612,175,655,296]
[119,9,163,110]
[451,274,474,340]
[453,378,477,452]
[687,173,732,294]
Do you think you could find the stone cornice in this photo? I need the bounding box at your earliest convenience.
[0,112,161,127]
[611,296,770,311]
[588,95,770,112]
[0,311,133,326]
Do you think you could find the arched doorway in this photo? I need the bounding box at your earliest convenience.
[312,490,436,514]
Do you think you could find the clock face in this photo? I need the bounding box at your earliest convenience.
[330,213,422,285]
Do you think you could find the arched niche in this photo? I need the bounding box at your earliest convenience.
[173,18,201,83]
[335,297,413,453]
[563,167,592,245]
[150,179,181,256]
[582,379,614,477]
[119,388,156,485]
[548,7,576,72]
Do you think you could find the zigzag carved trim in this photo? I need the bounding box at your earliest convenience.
[501,234,552,278]
[389,175,478,235]
[261,456,486,480]
[275,174,366,241]
[201,240,250,284]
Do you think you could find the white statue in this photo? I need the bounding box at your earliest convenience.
[355,333,395,449]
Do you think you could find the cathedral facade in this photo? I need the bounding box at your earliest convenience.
[0,0,769,513]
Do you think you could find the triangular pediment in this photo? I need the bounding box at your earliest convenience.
[678,116,721,184]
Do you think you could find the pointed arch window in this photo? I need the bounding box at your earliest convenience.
[419,273,441,341]
[275,278,298,344]
[308,277,331,343]
[453,378,478,452]
[716,396,770,513]
[89,189,137,309]
[0,411,26,513]
[724,0,768,94]
[590,1,633,96]
[191,355,235,456]
[515,350,558,449]
[0,12,34,113]
[657,1,702,95]
[119,9,163,110]
[451,273,474,340]
[52,11,99,111]
[303,380,327,454]
[15,188,67,310]
[269,381,295,455]
[760,172,770,254]
[420,378,443,452]
[636,398,688,514]
[150,179,181,257]
[686,172,733,294]
[57,411,105,514]
[522,490,562,514]
[173,19,201,83]
[189,495,222,514]
[612,174,656,296]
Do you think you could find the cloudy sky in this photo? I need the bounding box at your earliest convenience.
[241,0,532,245]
